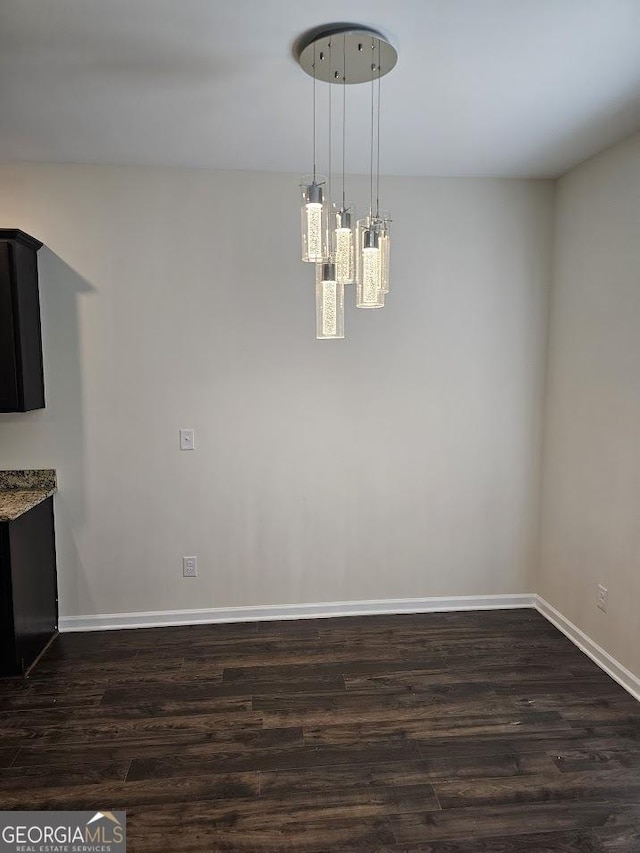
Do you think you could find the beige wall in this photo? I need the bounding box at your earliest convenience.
[0,164,553,618]
[539,133,640,678]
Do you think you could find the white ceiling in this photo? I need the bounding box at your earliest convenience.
[1,0,640,178]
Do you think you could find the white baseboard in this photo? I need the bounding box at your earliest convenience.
[535,595,640,703]
[58,592,640,703]
[58,593,535,633]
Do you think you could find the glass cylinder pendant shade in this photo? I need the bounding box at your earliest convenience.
[356,220,384,308]
[300,176,328,263]
[379,214,391,294]
[333,205,355,285]
[316,262,345,339]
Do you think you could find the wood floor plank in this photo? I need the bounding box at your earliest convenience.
[222,655,448,682]
[344,668,617,693]
[259,760,436,795]
[390,801,640,844]
[376,830,602,851]
[302,710,573,748]
[417,730,640,761]
[0,677,106,709]
[0,772,259,809]
[0,759,131,792]
[253,681,498,713]
[258,752,555,796]
[31,656,186,679]
[0,694,252,722]
[101,675,345,706]
[553,745,640,773]
[0,710,267,747]
[12,725,303,767]
[433,768,640,809]
[491,676,631,699]
[126,742,422,781]
[259,696,520,729]
[421,751,558,782]
[510,692,638,715]
[80,695,253,720]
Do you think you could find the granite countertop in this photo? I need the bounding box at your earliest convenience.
[0,470,57,522]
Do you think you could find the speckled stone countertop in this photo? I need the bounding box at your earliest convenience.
[0,470,57,522]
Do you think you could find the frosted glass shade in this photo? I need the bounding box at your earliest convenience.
[358,247,383,307]
[300,176,328,263]
[378,214,391,294]
[356,220,384,308]
[333,205,355,286]
[316,263,345,339]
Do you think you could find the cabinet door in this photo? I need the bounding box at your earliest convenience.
[11,240,45,411]
[0,523,18,675]
[9,499,58,673]
[0,243,19,411]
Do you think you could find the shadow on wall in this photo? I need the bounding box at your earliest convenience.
[34,247,95,616]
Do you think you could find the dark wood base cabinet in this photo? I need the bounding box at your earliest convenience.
[0,497,58,676]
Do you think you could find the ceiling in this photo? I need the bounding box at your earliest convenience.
[1,0,640,178]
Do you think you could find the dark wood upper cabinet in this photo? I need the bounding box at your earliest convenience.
[0,230,45,412]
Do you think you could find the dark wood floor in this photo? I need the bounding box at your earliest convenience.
[0,609,639,851]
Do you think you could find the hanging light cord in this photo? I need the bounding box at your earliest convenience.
[369,39,375,219]
[342,34,346,211]
[328,39,333,254]
[376,40,381,219]
[312,42,317,182]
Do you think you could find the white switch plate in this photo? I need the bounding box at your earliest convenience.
[180,429,195,450]
[597,584,608,612]
[183,556,198,577]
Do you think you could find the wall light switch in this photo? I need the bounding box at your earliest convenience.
[180,429,195,450]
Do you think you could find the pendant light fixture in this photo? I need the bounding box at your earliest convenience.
[334,34,355,289]
[301,175,328,263]
[300,42,328,264]
[315,41,346,341]
[296,26,397,339]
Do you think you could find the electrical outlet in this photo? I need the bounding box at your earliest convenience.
[597,584,608,612]
[183,556,198,578]
[180,429,195,450]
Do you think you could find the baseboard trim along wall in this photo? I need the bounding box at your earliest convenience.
[535,596,640,703]
[58,592,640,703]
[58,594,535,632]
